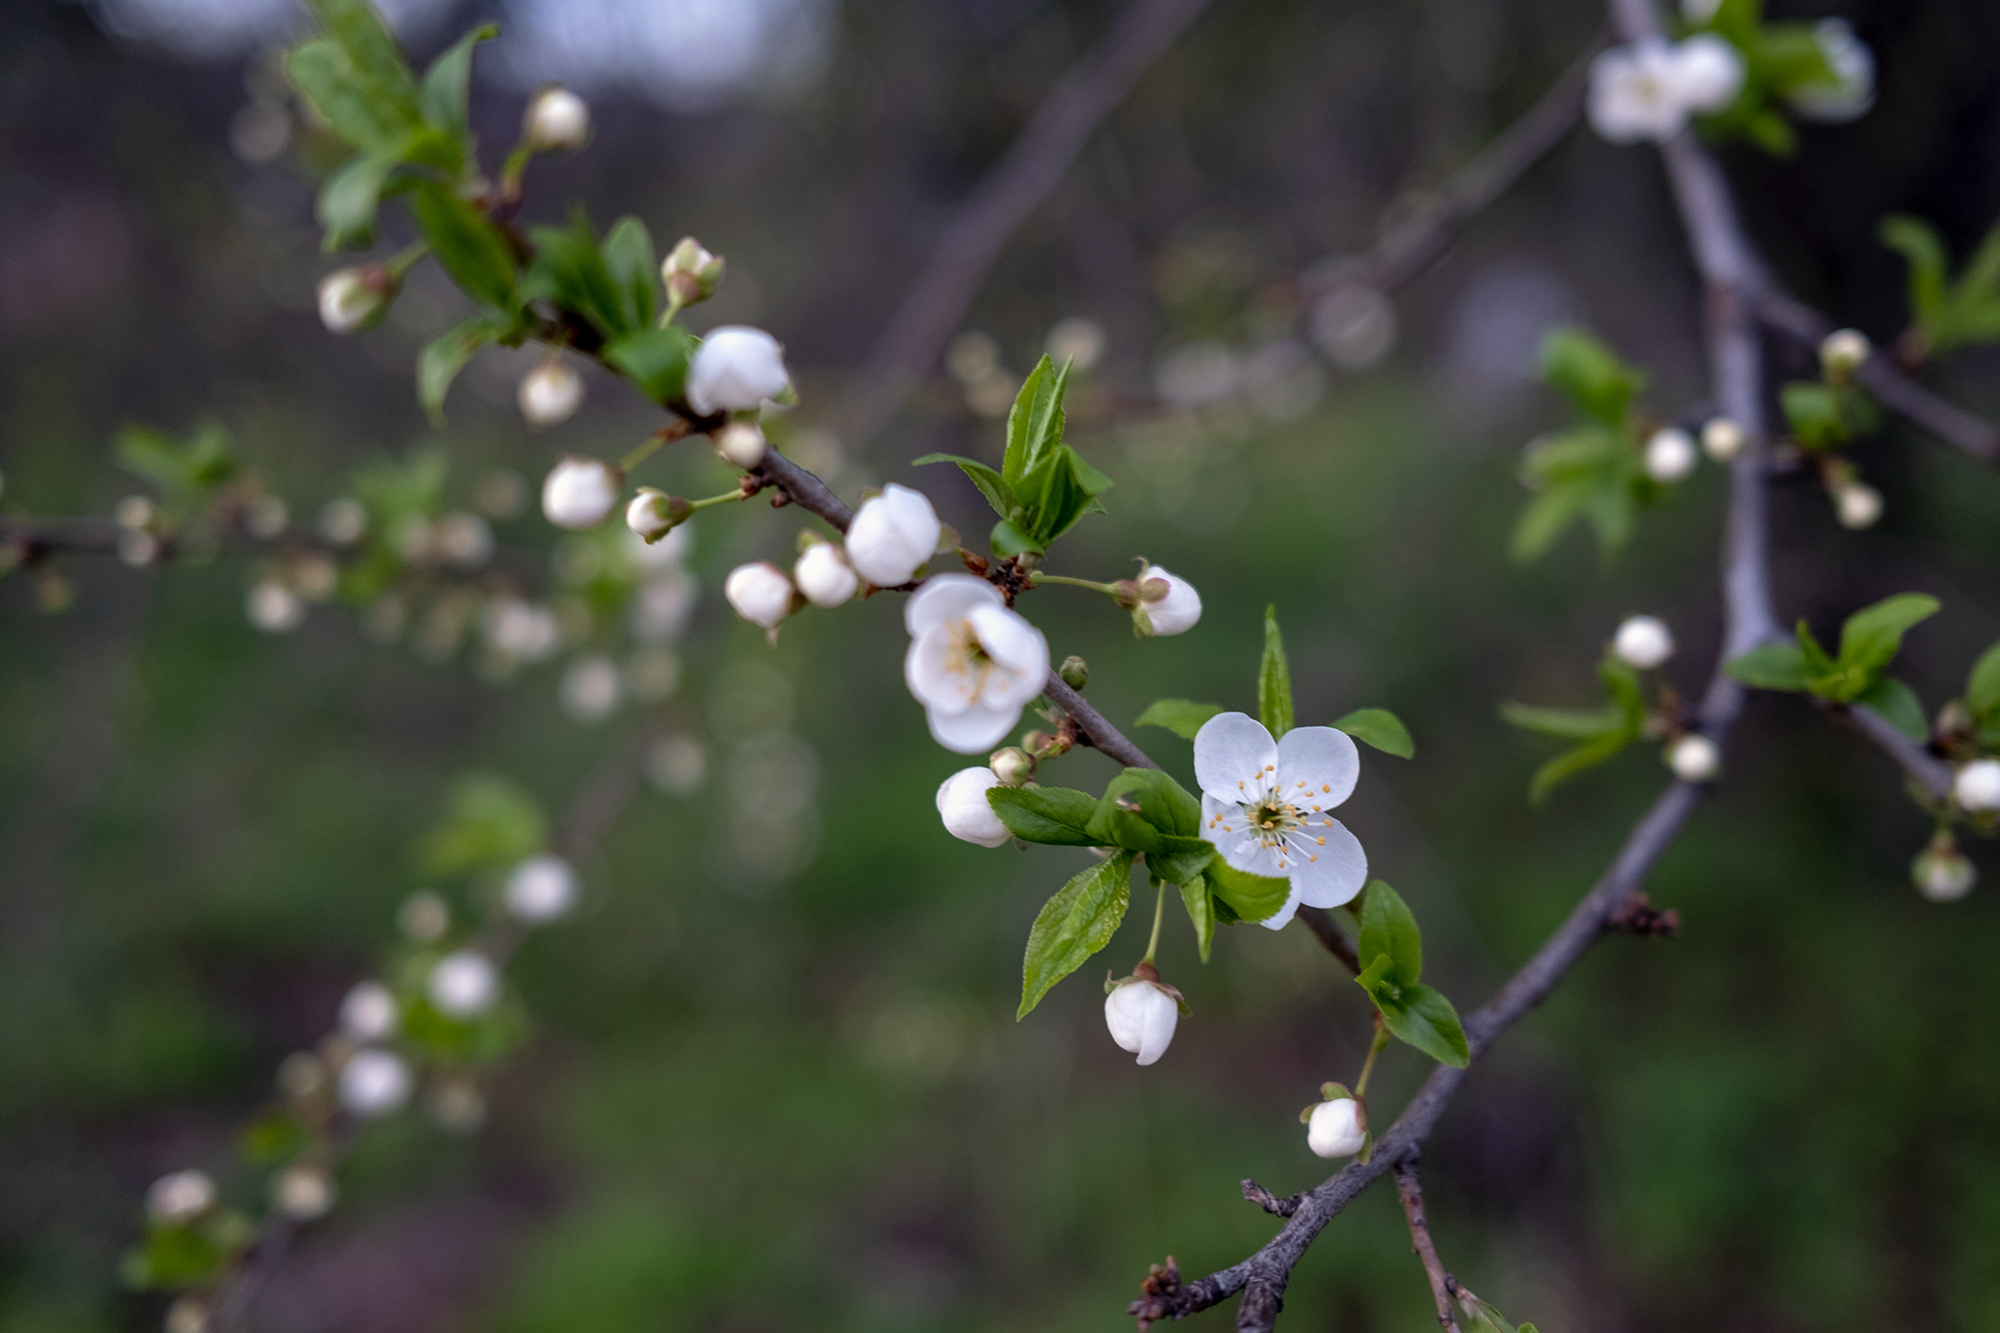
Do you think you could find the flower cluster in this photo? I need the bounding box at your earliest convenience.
[1588,36,1744,144]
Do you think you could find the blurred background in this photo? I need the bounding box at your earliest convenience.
[5,0,2000,1329]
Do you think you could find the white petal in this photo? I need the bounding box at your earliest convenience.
[905,625,975,714]
[1283,818,1367,909]
[927,699,1020,754]
[967,605,1050,706]
[903,574,999,637]
[1193,712,1278,801]
[1257,881,1306,931]
[1275,725,1360,808]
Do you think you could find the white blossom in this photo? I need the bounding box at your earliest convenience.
[428,950,499,1018]
[523,86,590,149]
[1914,844,1977,902]
[725,561,796,629]
[844,484,942,587]
[1701,417,1745,462]
[1132,563,1203,637]
[165,1296,208,1333]
[1672,34,1746,113]
[505,854,577,922]
[1105,977,1179,1066]
[1588,37,1743,144]
[1669,733,1721,782]
[541,458,622,530]
[146,1170,216,1225]
[1835,482,1883,530]
[1644,427,1698,483]
[714,421,768,469]
[794,541,859,608]
[1955,759,2000,812]
[903,575,1051,754]
[481,598,560,662]
[686,326,790,416]
[338,1048,411,1118]
[338,980,398,1041]
[519,358,585,428]
[1613,615,1675,669]
[1788,20,1875,123]
[1820,327,1872,378]
[936,766,1012,847]
[247,581,304,633]
[560,655,621,721]
[316,267,389,334]
[1307,1098,1367,1158]
[272,1165,335,1220]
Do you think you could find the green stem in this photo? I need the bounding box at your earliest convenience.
[1141,881,1167,967]
[619,435,671,473]
[384,240,431,280]
[1354,1012,1390,1098]
[1031,573,1119,595]
[685,488,751,513]
[657,290,686,329]
[498,145,533,200]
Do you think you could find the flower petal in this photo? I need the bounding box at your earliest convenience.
[1282,817,1367,909]
[927,698,1020,754]
[905,625,974,714]
[1193,712,1278,801]
[1275,725,1360,808]
[903,573,997,637]
[968,605,1050,707]
[1257,880,1306,931]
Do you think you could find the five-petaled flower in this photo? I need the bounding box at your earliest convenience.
[1194,712,1367,930]
[903,575,1050,754]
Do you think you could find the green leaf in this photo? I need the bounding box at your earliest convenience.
[1512,424,1638,563]
[914,453,1020,523]
[1333,707,1414,758]
[1724,643,1813,691]
[1179,878,1215,963]
[240,1108,311,1164]
[1135,698,1224,740]
[1206,860,1292,925]
[1856,676,1928,743]
[601,217,659,331]
[1150,844,1217,892]
[1356,879,1422,988]
[1388,983,1470,1067]
[1538,328,1644,427]
[1780,381,1852,449]
[1838,593,1941,680]
[1966,641,2000,718]
[528,212,630,338]
[116,422,239,511]
[419,23,497,139]
[989,519,1042,558]
[418,313,512,425]
[410,182,517,309]
[316,140,410,250]
[1882,214,1950,344]
[1259,605,1294,739]
[1599,655,1646,732]
[987,785,1099,846]
[1528,731,1634,805]
[419,772,545,877]
[304,0,422,122]
[603,326,696,406]
[284,36,421,154]
[1018,852,1134,1019]
[1086,768,1206,857]
[1002,355,1071,487]
[1020,444,1112,546]
[1499,701,1628,740]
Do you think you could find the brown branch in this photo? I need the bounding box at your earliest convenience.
[1293,905,1361,974]
[1241,1179,1303,1217]
[1394,1161,1462,1333]
[1606,891,1681,937]
[837,0,1216,444]
[1042,672,1160,770]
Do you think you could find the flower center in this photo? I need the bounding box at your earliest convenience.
[946,619,996,691]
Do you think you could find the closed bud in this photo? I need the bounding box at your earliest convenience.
[1643,426,1698,483]
[714,421,767,469]
[146,1170,217,1226]
[724,561,796,630]
[165,1296,209,1333]
[1954,758,2000,812]
[1913,836,1976,902]
[505,854,577,922]
[794,540,858,608]
[989,746,1034,786]
[1128,563,1201,637]
[685,326,791,417]
[1820,327,1872,380]
[1059,655,1089,690]
[398,890,449,941]
[1701,416,1745,461]
[337,1048,411,1118]
[936,766,1012,846]
[662,236,725,308]
[1104,974,1182,1066]
[317,265,397,334]
[338,980,398,1041]
[519,357,585,428]
[272,1164,335,1220]
[625,487,691,542]
[1668,733,1720,782]
[1306,1097,1367,1158]
[428,950,499,1018]
[523,87,589,151]
[1613,614,1675,669]
[1834,482,1883,530]
[541,457,623,530]
[844,484,942,587]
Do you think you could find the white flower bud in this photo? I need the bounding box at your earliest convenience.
[1835,482,1883,530]
[1613,615,1675,669]
[661,236,724,307]
[1955,759,2000,812]
[165,1296,209,1333]
[1668,733,1721,782]
[519,358,585,428]
[714,421,768,469]
[318,497,367,545]
[338,980,398,1041]
[1307,1098,1367,1158]
[1670,33,1745,113]
[936,767,1011,847]
[247,581,305,633]
[1643,427,1698,483]
[685,326,790,417]
[989,746,1034,786]
[338,1048,411,1118]
[1104,978,1179,1066]
[1788,20,1875,124]
[844,484,941,587]
[1820,328,1872,378]
[316,267,393,334]
[427,950,498,1018]
[523,87,589,150]
[504,854,577,922]
[625,488,683,542]
[1913,842,1977,902]
[724,561,796,629]
[794,541,858,608]
[1701,417,1745,461]
[1132,564,1202,637]
[146,1170,216,1226]
[541,458,622,530]
[272,1164,335,1220]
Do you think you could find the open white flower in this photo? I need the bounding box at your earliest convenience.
[1307,1097,1367,1158]
[428,950,499,1018]
[1589,40,1690,143]
[1671,33,1745,113]
[936,766,1011,846]
[338,1048,411,1117]
[845,484,941,587]
[147,1170,217,1225]
[903,575,1050,754]
[339,980,398,1041]
[1132,563,1202,637]
[686,327,790,416]
[504,854,577,922]
[1194,712,1367,930]
[1105,975,1180,1065]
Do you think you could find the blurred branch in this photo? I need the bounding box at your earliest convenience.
[1394,1161,1462,1333]
[1293,905,1360,974]
[837,0,1216,445]
[1830,701,1955,800]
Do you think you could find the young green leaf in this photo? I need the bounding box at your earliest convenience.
[913,453,1020,524]
[418,22,497,139]
[1002,355,1071,487]
[1724,643,1812,691]
[1499,701,1629,741]
[1205,861,1292,925]
[1837,592,1940,680]
[1332,708,1414,758]
[1855,676,1928,742]
[1259,605,1294,738]
[1538,328,1644,427]
[304,0,423,124]
[1527,731,1634,805]
[603,327,696,406]
[316,139,411,249]
[411,183,517,310]
[1178,877,1215,963]
[1967,641,2000,718]
[1018,852,1134,1019]
[1135,699,1225,740]
[527,212,630,337]
[1512,425,1639,563]
[418,313,513,424]
[419,772,546,877]
[1388,982,1470,1067]
[116,422,239,512]
[1356,879,1422,989]
[601,217,659,331]
[987,785,1099,846]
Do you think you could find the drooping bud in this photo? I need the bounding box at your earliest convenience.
[625,487,691,542]
[1127,562,1202,637]
[661,236,725,310]
[1954,758,2000,812]
[519,357,585,428]
[337,1048,411,1118]
[1820,328,1872,381]
[936,766,1012,847]
[317,265,397,334]
[1834,482,1883,530]
[1701,416,1745,461]
[794,539,858,608]
[146,1170,217,1226]
[989,746,1034,786]
[427,950,499,1018]
[685,327,791,417]
[714,421,767,469]
[338,980,398,1041]
[844,484,942,587]
[1059,655,1089,690]
[504,854,577,922]
[523,86,590,151]
[1643,426,1698,483]
[1613,614,1675,669]
[1104,974,1182,1066]
[541,457,623,530]
[1912,835,1977,902]
[1668,733,1720,782]
[724,561,796,630]
[1306,1096,1367,1158]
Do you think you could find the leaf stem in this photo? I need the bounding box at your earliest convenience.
[1141,880,1167,966]
[1353,1012,1390,1098]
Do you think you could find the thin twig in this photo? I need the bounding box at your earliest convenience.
[1394,1161,1462,1333]
[1241,1179,1303,1218]
[837,0,1216,445]
[1043,673,1159,770]
[1830,701,1954,800]
[1292,905,1361,975]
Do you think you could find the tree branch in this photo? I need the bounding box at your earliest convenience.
[1394,1161,1462,1333]
[1830,701,1954,800]
[1292,906,1361,974]
[1043,673,1160,770]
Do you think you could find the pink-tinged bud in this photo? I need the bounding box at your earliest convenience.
[317,265,397,334]
[1130,563,1201,637]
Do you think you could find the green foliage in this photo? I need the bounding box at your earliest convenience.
[120,1212,253,1292]
[603,327,697,407]
[239,1108,312,1165]
[914,356,1111,557]
[1967,641,2000,718]
[1726,593,1940,706]
[1178,877,1215,963]
[1880,213,2000,359]
[419,313,516,424]
[1502,656,1649,803]
[1017,852,1133,1019]
[1205,860,1292,924]
[1259,606,1293,738]
[1135,698,1223,740]
[116,422,239,515]
[1780,381,1876,449]
[987,785,1099,846]
[1540,327,1644,427]
[419,24,497,137]
[1513,329,1665,562]
[1333,708,1414,758]
[1352,881,1468,1067]
[412,182,519,308]
[418,773,545,878]
[1680,0,1845,155]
